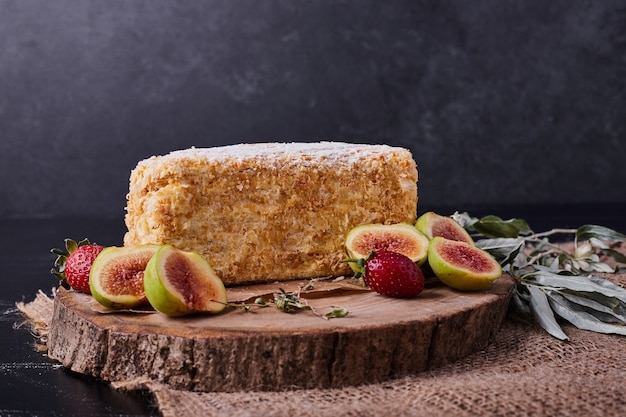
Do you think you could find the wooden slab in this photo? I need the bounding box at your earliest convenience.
[48,276,514,392]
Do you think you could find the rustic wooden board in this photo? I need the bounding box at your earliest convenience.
[48,276,514,392]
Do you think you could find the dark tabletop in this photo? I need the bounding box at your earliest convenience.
[2,202,626,416]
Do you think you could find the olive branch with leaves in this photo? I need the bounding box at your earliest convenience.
[452,212,626,340]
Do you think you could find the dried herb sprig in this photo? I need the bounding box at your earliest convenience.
[452,212,626,340]
[272,286,349,319]
[226,281,349,320]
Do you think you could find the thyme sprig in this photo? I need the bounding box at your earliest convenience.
[452,212,626,340]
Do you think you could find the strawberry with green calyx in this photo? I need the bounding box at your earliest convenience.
[51,238,104,294]
[347,249,425,298]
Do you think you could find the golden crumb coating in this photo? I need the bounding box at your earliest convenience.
[124,142,418,285]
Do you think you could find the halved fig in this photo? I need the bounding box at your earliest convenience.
[427,236,502,291]
[344,223,429,268]
[89,244,160,309]
[415,211,474,244]
[144,245,227,317]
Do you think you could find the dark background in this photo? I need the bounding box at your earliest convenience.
[1,3,625,414]
[1,0,625,220]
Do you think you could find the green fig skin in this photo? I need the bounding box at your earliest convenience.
[415,212,474,244]
[427,237,501,291]
[344,223,430,270]
[143,253,187,316]
[89,245,160,309]
[144,245,227,317]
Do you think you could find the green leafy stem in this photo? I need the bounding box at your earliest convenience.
[452,212,626,340]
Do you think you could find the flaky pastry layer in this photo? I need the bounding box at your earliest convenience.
[124,142,418,285]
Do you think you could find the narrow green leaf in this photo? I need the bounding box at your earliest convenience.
[576,225,626,243]
[525,270,626,303]
[587,275,626,297]
[580,290,626,318]
[601,248,626,264]
[511,218,532,234]
[451,212,478,230]
[472,215,533,238]
[530,264,557,274]
[558,291,626,325]
[529,237,550,254]
[584,286,626,305]
[527,284,569,340]
[510,288,532,317]
[587,261,616,274]
[589,238,610,250]
[547,256,560,272]
[476,238,524,266]
[547,292,626,336]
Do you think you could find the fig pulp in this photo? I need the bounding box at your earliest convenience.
[144,245,227,317]
[344,223,429,268]
[427,236,502,291]
[415,212,474,244]
[89,244,160,309]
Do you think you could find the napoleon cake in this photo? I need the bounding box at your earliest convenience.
[123,142,418,285]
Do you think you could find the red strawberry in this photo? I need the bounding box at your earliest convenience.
[351,249,425,298]
[51,238,104,294]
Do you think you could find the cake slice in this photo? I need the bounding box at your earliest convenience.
[124,142,418,285]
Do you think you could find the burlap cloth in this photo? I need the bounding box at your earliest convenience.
[18,272,626,417]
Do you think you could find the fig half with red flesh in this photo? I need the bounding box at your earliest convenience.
[89,244,160,309]
[344,223,429,269]
[427,237,502,291]
[415,211,474,244]
[144,245,227,317]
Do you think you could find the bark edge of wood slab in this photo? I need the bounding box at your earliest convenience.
[48,276,514,392]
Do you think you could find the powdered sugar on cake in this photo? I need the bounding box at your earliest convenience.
[157,142,408,167]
